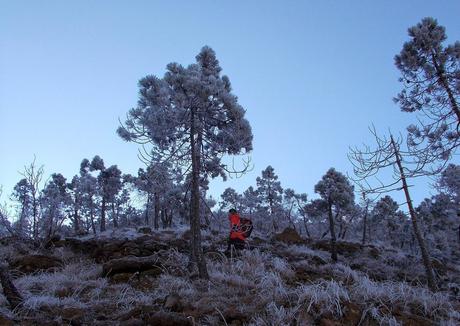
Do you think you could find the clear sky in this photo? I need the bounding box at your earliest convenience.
[1,1,459,210]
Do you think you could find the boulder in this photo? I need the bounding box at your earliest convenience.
[145,311,192,326]
[138,227,152,234]
[102,255,163,277]
[10,254,63,273]
[273,228,303,244]
[164,293,183,312]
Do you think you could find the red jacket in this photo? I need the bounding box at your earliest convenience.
[229,213,246,241]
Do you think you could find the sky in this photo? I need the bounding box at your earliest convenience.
[1,1,459,212]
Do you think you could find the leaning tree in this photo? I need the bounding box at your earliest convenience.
[349,128,437,291]
[118,46,253,278]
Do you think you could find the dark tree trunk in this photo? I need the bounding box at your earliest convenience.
[32,195,38,239]
[100,197,106,232]
[303,216,311,239]
[145,194,150,225]
[90,198,96,235]
[362,201,369,245]
[154,192,160,230]
[73,209,79,234]
[0,264,22,310]
[112,202,118,228]
[391,135,436,291]
[432,52,460,123]
[189,108,208,279]
[327,202,338,262]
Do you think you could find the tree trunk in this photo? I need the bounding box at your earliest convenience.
[362,201,369,245]
[145,194,150,225]
[189,108,208,279]
[73,206,80,234]
[432,52,460,124]
[327,202,338,262]
[391,135,436,291]
[0,264,22,310]
[90,198,96,235]
[154,192,160,230]
[303,216,311,239]
[112,202,118,228]
[100,197,106,232]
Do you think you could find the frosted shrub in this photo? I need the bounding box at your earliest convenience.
[15,261,104,298]
[367,306,401,326]
[155,274,196,299]
[295,280,350,317]
[21,295,86,313]
[209,269,256,290]
[352,275,454,318]
[250,302,300,326]
[287,245,329,261]
[319,263,360,283]
[110,283,152,309]
[256,271,288,302]
[270,257,295,279]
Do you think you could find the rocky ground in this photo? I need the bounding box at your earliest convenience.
[0,227,459,325]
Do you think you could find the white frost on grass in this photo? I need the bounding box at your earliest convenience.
[351,275,454,318]
[295,280,350,317]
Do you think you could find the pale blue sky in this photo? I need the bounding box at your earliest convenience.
[1,1,459,209]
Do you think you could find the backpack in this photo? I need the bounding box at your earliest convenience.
[239,218,253,238]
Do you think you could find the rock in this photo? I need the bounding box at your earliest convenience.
[145,311,192,326]
[55,287,73,298]
[223,306,246,324]
[111,272,134,283]
[312,241,361,257]
[0,312,15,326]
[122,319,145,326]
[311,255,328,265]
[102,255,163,277]
[164,293,183,312]
[342,302,361,326]
[116,305,158,321]
[181,230,192,241]
[60,307,86,322]
[138,227,152,234]
[367,246,380,259]
[10,254,63,273]
[273,228,303,244]
[319,318,341,326]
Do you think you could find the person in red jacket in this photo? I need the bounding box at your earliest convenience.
[226,208,246,252]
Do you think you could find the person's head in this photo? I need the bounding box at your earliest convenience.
[228,208,237,215]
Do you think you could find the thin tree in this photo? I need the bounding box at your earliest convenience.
[314,168,355,262]
[360,192,371,245]
[118,47,253,278]
[19,156,44,239]
[349,128,437,291]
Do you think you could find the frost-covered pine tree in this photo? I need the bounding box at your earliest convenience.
[394,17,460,161]
[79,159,99,234]
[11,178,33,237]
[84,156,123,232]
[256,166,283,231]
[283,189,309,236]
[220,187,243,212]
[118,47,253,278]
[242,186,259,215]
[314,168,355,262]
[437,163,460,244]
[67,175,84,234]
[40,173,71,239]
[370,195,400,245]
